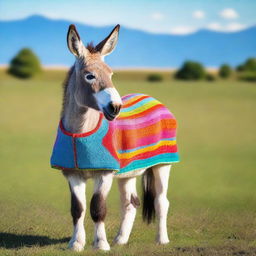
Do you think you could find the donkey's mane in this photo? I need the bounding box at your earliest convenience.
[61,65,74,118]
[86,42,98,53]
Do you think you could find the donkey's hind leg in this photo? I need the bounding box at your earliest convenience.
[90,171,113,251]
[152,164,171,244]
[67,174,86,252]
[114,177,140,245]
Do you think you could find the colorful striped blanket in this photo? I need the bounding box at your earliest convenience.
[50,93,179,174]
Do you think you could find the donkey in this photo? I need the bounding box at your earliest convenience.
[50,24,179,251]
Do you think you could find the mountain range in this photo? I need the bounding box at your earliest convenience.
[0,15,255,68]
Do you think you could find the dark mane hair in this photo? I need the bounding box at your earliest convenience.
[61,65,74,118]
[86,42,98,53]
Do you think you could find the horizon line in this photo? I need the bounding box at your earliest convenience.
[0,64,219,71]
[1,14,255,36]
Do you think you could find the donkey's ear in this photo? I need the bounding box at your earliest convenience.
[96,24,120,57]
[67,24,86,58]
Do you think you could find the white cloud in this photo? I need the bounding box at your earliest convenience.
[151,12,164,21]
[170,26,196,35]
[193,10,205,19]
[219,8,239,19]
[207,22,246,32]
[225,22,246,31]
[207,22,222,30]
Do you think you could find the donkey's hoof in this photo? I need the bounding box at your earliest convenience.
[114,235,128,245]
[157,237,170,245]
[68,240,85,252]
[94,239,110,251]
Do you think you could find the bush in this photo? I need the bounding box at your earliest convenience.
[147,73,163,82]
[206,73,216,81]
[219,64,232,78]
[236,64,244,72]
[175,61,206,80]
[239,72,256,82]
[236,58,256,72]
[8,48,41,78]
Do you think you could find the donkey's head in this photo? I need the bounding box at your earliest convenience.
[67,24,122,121]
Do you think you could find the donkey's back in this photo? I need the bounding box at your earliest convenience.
[111,93,179,175]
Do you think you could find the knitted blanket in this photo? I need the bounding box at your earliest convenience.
[50,93,179,174]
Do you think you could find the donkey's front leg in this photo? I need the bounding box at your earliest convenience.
[90,172,113,251]
[67,175,86,252]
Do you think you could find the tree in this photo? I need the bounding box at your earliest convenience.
[236,58,256,72]
[219,64,232,78]
[175,61,206,80]
[147,73,163,82]
[8,48,41,78]
[236,58,256,82]
[206,73,216,81]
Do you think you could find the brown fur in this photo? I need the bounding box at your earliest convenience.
[131,194,140,208]
[90,192,107,222]
[69,184,84,225]
[86,42,98,53]
[61,65,74,118]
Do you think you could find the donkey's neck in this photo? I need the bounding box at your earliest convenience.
[61,67,100,134]
[63,106,100,134]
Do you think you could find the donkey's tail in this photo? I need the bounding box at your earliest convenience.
[142,167,155,224]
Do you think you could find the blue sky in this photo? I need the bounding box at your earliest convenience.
[1,0,256,34]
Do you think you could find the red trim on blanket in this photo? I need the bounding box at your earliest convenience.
[102,122,119,161]
[72,137,78,168]
[59,113,104,137]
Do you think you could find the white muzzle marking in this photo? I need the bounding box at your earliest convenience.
[94,88,122,111]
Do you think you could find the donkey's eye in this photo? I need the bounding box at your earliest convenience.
[85,74,96,80]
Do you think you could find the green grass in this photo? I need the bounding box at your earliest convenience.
[0,69,256,256]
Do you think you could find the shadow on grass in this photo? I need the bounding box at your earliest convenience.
[0,232,69,249]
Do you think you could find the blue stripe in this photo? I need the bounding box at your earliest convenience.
[117,138,176,154]
[121,97,155,113]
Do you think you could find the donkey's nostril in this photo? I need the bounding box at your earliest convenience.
[108,102,121,115]
[108,102,115,113]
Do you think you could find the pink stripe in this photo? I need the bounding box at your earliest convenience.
[137,130,176,147]
[116,115,174,130]
[121,94,140,100]
[120,130,176,150]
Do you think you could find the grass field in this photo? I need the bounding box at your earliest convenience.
[0,69,256,256]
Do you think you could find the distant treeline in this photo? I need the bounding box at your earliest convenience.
[6,48,256,82]
[147,58,256,82]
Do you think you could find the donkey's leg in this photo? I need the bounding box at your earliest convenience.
[152,164,171,244]
[67,175,86,252]
[115,177,140,245]
[90,172,113,251]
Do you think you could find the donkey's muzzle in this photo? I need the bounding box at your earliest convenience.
[103,102,122,121]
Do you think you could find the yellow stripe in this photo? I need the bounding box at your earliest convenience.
[118,140,176,159]
[119,100,159,118]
